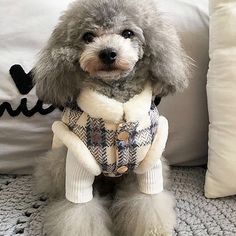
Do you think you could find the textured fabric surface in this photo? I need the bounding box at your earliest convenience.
[62,101,159,175]
[0,167,236,236]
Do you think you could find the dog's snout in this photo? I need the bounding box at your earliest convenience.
[99,48,117,65]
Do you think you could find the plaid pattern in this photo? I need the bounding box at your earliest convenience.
[63,102,159,177]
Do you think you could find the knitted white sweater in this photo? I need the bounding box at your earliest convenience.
[52,83,168,203]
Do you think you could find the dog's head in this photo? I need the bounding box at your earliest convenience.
[34,0,190,105]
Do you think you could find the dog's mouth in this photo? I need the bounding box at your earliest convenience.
[95,68,124,78]
[89,63,132,79]
[82,64,126,78]
[80,56,135,80]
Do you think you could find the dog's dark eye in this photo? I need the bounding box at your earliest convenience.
[121,30,135,39]
[82,32,95,44]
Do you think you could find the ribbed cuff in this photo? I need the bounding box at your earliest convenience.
[66,186,93,203]
[137,159,163,194]
[66,149,94,203]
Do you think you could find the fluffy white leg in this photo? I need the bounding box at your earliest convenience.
[33,147,66,199]
[111,176,176,236]
[43,196,113,236]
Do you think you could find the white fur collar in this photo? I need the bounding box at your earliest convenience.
[77,83,153,123]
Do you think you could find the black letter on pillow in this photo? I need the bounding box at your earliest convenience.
[0,65,59,117]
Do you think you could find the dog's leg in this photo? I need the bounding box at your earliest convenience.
[43,195,113,236]
[33,146,66,199]
[111,175,176,236]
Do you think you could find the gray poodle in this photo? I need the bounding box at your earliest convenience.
[33,0,189,235]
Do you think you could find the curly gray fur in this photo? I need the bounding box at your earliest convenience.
[110,179,176,236]
[33,0,190,105]
[33,147,66,200]
[44,197,113,236]
[33,0,190,235]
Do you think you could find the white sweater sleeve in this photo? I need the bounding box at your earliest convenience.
[137,159,163,194]
[66,149,95,203]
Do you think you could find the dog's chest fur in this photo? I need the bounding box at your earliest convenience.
[83,73,147,103]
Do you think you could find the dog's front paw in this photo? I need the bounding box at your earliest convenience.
[43,198,113,236]
[111,189,176,236]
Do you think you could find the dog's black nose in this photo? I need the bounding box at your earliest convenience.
[99,48,117,65]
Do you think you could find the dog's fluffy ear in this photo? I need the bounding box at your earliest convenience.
[33,18,80,106]
[144,14,190,97]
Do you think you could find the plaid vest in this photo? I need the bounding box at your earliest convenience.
[62,83,159,177]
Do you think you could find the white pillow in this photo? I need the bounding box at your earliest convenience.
[205,0,236,198]
[159,0,209,166]
[0,0,73,174]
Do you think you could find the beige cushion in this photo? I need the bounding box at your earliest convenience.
[205,0,236,198]
[159,0,209,166]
